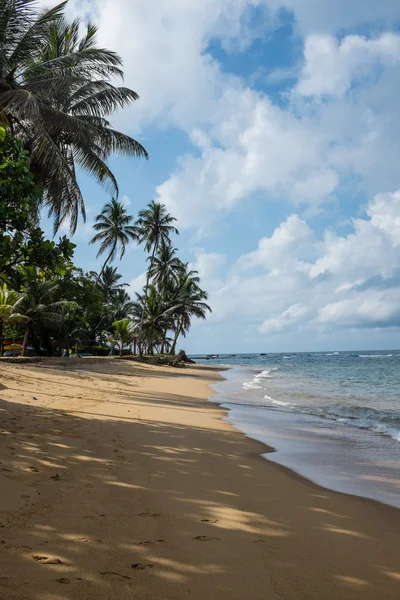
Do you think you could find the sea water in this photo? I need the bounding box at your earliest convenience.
[193,351,400,508]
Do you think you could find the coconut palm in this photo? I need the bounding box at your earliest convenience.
[131,286,177,354]
[135,201,179,331]
[0,283,20,355]
[51,305,87,355]
[10,270,75,356]
[0,1,147,232]
[148,240,181,291]
[90,265,128,300]
[90,198,138,282]
[110,317,135,357]
[169,265,211,355]
[108,289,135,321]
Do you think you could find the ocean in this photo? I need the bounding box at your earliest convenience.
[193,351,400,508]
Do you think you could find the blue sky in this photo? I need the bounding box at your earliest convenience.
[42,0,400,353]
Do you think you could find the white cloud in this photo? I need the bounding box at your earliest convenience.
[192,251,226,281]
[198,190,400,337]
[296,33,400,99]
[238,215,316,272]
[128,272,147,297]
[154,27,400,231]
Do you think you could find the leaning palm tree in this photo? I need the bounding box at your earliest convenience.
[135,201,179,330]
[0,1,147,232]
[10,270,75,356]
[169,265,211,355]
[0,283,20,356]
[90,198,138,282]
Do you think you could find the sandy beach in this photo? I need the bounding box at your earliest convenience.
[0,358,399,600]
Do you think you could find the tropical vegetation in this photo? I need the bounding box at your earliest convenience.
[0,1,211,359]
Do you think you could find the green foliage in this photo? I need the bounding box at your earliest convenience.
[0,130,76,287]
[0,127,41,231]
[0,4,147,233]
[90,198,138,280]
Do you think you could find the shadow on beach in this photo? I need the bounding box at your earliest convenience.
[0,361,399,600]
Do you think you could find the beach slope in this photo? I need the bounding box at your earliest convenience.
[0,358,399,599]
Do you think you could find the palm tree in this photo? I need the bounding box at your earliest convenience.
[90,198,138,282]
[52,305,87,355]
[90,266,128,300]
[108,290,135,321]
[169,265,211,355]
[111,318,135,357]
[10,271,74,356]
[131,287,176,354]
[148,240,181,291]
[0,283,19,356]
[135,201,179,333]
[0,2,147,232]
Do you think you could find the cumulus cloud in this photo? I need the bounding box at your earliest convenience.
[199,190,400,337]
[295,33,400,99]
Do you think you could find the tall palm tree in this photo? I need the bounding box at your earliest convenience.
[135,201,179,332]
[90,198,138,282]
[148,240,181,291]
[10,271,75,356]
[0,1,147,232]
[0,283,19,356]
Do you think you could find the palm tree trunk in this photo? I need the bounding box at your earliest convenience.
[119,344,123,357]
[139,241,158,346]
[160,330,167,354]
[170,319,182,355]
[0,318,3,357]
[95,243,117,285]
[133,337,137,355]
[21,325,29,357]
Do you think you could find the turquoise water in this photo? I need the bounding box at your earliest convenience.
[194,351,400,507]
[196,350,400,440]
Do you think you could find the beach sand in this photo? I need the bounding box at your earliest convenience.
[0,358,399,600]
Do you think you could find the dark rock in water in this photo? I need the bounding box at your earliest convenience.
[260,353,266,356]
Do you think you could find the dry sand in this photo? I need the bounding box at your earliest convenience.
[0,357,399,600]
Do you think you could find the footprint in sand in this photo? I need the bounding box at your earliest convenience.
[31,555,64,564]
[56,577,82,584]
[138,512,161,518]
[131,563,154,570]
[200,519,219,523]
[193,536,220,541]
[28,467,39,472]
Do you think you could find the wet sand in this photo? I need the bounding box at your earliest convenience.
[0,358,399,599]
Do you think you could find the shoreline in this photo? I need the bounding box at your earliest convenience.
[211,363,400,509]
[1,358,399,599]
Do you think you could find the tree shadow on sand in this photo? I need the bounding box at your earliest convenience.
[0,372,399,600]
